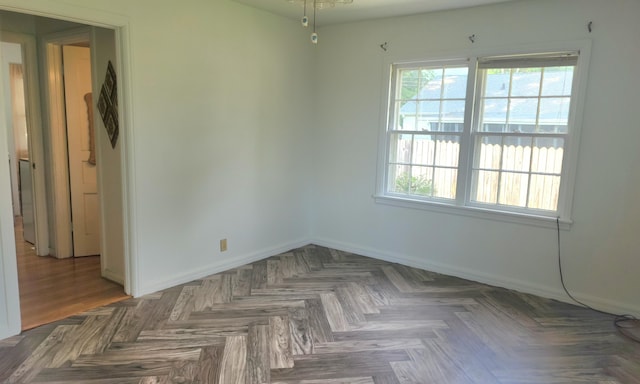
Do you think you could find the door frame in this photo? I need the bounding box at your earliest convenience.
[1,32,48,257]
[40,28,92,259]
[3,45,23,218]
[0,1,138,339]
[0,31,44,338]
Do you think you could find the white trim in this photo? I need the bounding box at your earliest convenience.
[89,27,113,285]
[0,1,130,28]
[557,42,591,221]
[4,52,19,218]
[137,238,310,297]
[21,34,48,256]
[0,122,21,339]
[114,24,137,297]
[312,237,640,318]
[457,57,478,207]
[1,32,49,257]
[375,61,393,199]
[373,194,572,230]
[22,32,48,256]
[102,267,124,286]
[42,42,70,257]
[39,27,92,46]
[40,34,72,258]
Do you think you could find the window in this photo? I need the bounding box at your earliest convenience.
[379,51,585,223]
[387,63,468,200]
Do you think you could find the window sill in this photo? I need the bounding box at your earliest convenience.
[373,195,573,230]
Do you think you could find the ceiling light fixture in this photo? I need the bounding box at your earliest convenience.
[288,0,353,10]
[287,0,354,44]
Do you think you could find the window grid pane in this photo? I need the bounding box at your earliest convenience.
[510,69,541,97]
[388,132,461,201]
[421,68,443,97]
[498,172,529,207]
[472,170,499,204]
[388,133,412,164]
[433,168,458,199]
[394,65,468,134]
[541,66,574,96]
[411,135,435,166]
[500,136,532,172]
[468,64,574,212]
[410,166,434,197]
[388,164,411,194]
[398,69,420,100]
[435,136,460,167]
[471,133,565,211]
[531,138,564,173]
[528,175,561,210]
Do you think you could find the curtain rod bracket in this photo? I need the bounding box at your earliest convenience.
[588,21,593,33]
[469,34,476,43]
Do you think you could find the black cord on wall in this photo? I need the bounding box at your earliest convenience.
[556,217,640,343]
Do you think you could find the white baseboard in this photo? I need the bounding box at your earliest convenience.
[129,234,639,318]
[136,238,311,297]
[312,237,640,318]
[0,321,20,341]
[0,325,12,341]
[102,268,125,286]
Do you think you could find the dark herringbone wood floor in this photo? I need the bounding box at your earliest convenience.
[1,245,638,383]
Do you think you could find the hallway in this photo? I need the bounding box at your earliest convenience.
[14,217,129,330]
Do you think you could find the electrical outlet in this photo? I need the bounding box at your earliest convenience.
[220,238,227,252]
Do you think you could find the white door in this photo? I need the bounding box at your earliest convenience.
[63,45,100,257]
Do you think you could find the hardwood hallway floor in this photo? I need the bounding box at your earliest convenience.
[1,244,638,383]
[14,217,129,330]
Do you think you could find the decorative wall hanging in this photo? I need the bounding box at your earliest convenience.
[84,92,96,165]
[97,61,119,148]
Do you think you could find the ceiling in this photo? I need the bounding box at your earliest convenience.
[232,0,517,26]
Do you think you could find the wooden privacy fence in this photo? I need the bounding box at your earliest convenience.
[396,138,564,210]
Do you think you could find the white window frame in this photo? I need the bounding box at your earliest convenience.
[384,59,472,202]
[374,41,591,229]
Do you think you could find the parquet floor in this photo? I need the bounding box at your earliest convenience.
[1,245,638,383]
[14,217,129,330]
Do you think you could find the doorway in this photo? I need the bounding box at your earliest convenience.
[64,44,100,257]
[0,10,130,334]
[44,32,102,259]
[1,41,32,245]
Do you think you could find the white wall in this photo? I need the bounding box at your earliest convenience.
[56,0,315,295]
[91,26,125,285]
[0,11,35,34]
[311,0,640,316]
[127,1,313,294]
